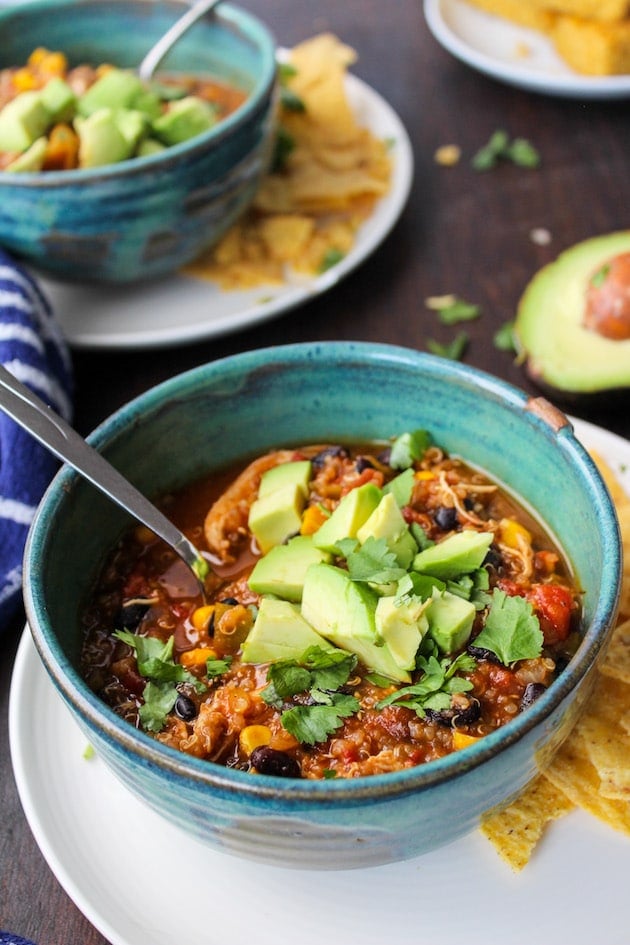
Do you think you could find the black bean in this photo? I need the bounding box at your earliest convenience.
[250,746,301,778]
[425,696,481,727]
[174,694,197,721]
[434,506,458,531]
[467,643,503,664]
[483,547,502,570]
[118,602,150,631]
[219,597,238,605]
[311,446,349,468]
[355,456,375,473]
[520,682,547,711]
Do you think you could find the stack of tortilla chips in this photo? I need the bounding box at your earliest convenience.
[482,450,630,870]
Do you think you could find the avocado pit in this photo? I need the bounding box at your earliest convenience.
[584,252,630,341]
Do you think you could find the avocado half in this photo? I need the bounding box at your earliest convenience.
[514,231,630,399]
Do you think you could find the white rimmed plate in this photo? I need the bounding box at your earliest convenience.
[424,0,630,99]
[9,416,630,945]
[35,73,413,350]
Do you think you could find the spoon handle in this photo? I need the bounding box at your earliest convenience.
[138,0,224,82]
[0,363,206,582]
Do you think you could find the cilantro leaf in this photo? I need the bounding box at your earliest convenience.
[493,321,516,352]
[206,656,232,678]
[436,298,481,325]
[427,332,469,361]
[389,429,432,469]
[319,247,345,272]
[377,650,475,717]
[299,646,358,692]
[473,588,543,665]
[280,694,360,745]
[139,681,179,733]
[340,536,407,585]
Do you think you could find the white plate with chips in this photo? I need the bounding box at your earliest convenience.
[424,0,630,99]
[9,416,630,945]
[34,72,413,350]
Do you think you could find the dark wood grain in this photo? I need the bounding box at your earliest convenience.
[1,2,629,941]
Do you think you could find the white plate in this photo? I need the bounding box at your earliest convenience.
[9,416,630,945]
[424,0,630,99]
[35,73,413,350]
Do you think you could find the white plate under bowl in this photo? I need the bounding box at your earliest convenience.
[35,73,413,350]
[424,0,630,99]
[9,417,630,945]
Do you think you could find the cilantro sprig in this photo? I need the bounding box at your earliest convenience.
[261,646,360,745]
[115,631,207,733]
[335,536,406,585]
[376,649,476,717]
[472,588,543,664]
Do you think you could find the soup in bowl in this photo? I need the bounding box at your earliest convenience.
[23,342,621,868]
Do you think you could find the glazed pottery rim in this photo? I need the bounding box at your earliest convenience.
[24,341,622,803]
[0,0,277,185]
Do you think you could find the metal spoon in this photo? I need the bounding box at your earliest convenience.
[0,363,209,596]
[138,0,224,82]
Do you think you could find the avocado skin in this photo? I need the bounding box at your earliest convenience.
[514,231,630,401]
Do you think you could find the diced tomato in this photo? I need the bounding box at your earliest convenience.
[485,663,517,693]
[341,467,385,494]
[528,583,574,645]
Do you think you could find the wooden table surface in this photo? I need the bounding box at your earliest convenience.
[1,1,629,941]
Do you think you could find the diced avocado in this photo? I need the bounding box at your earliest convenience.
[0,91,50,152]
[152,96,217,146]
[241,598,330,664]
[76,108,134,168]
[312,482,382,554]
[115,108,148,151]
[78,68,146,116]
[248,481,305,554]
[412,530,493,580]
[136,137,166,157]
[259,460,312,499]
[356,492,418,568]
[5,136,47,172]
[301,563,411,681]
[383,467,415,507]
[374,593,429,670]
[426,590,476,654]
[247,535,332,602]
[40,76,76,123]
[131,88,162,122]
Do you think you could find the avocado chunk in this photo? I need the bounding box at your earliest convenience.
[357,492,418,568]
[301,563,412,681]
[115,108,148,152]
[247,535,332,602]
[152,96,217,146]
[412,530,493,580]
[248,482,305,554]
[78,68,146,116]
[374,592,429,670]
[514,231,630,398]
[76,108,134,168]
[5,136,47,172]
[136,137,166,157]
[312,482,382,553]
[258,460,312,499]
[241,598,331,664]
[382,467,415,507]
[0,91,50,153]
[40,76,76,123]
[426,590,476,654]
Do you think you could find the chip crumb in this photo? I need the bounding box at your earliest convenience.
[424,293,457,310]
[434,144,461,167]
[530,227,552,246]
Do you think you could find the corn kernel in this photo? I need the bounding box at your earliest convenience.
[499,517,532,550]
[452,731,480,751]
[415,470,435,481]
[191,605,215,632]
[39,51,67,76]
[239,724,272,756]
[179,646,218,669]
[133,524,156,545]
[13,68,39,92]
[27,47,50,67]
[300,504,328,535]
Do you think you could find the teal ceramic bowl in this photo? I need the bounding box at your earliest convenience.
[0,0,277,283]
[23,343,621,869]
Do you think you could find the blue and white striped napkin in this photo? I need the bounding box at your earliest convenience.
[0,250,73,628]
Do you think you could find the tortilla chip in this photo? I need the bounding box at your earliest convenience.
[578,711,630,800]
[599,618,630,684]
[481,777,574,871]
[543,736,630,835]
[590,449,630,509]
[183,33,393,289]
